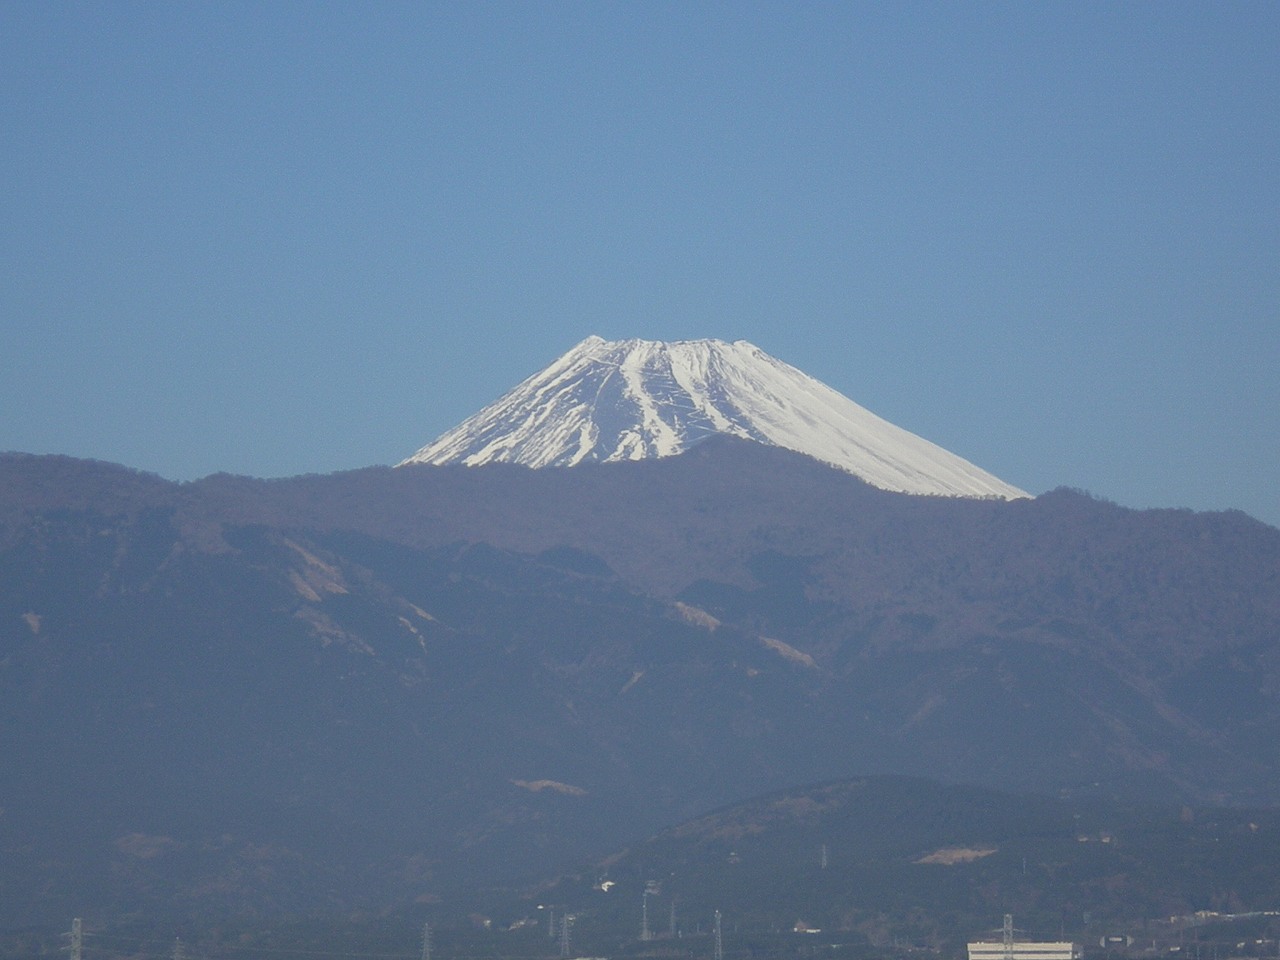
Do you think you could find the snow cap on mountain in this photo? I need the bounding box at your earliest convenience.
[400,336,1028,500]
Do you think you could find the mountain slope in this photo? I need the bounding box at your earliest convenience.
[1,449,1278,924]
[401,336,1027,499]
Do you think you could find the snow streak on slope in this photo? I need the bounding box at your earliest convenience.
[400,336,1028,499]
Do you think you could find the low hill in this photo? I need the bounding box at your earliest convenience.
[539,775,1280,952]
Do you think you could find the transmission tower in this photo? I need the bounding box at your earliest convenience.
[714,910,723,960]
[668,897,677,938]
[67,919,83,960]
[172,938,185,960]
[1004,914,1015,960]
[820,843,829,869]
[420,923,432,960]
[559,914,572,959]
[641,887,651,941]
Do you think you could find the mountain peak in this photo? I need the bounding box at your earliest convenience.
[400,336,1028,500]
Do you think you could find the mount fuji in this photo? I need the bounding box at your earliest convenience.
[401,336,1027,499]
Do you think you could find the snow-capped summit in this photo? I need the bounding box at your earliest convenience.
[400,336,1028,500]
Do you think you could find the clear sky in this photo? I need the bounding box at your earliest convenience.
[2,2,1276,527]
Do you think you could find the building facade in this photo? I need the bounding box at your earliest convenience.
[967,941,1082,960]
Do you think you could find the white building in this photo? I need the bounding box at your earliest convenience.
[967,940,1082,960]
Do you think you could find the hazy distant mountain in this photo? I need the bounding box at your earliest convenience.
[1,446,1278,927]
[401,336,1028,499]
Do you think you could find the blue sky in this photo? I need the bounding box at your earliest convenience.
[2,2,1276,526]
